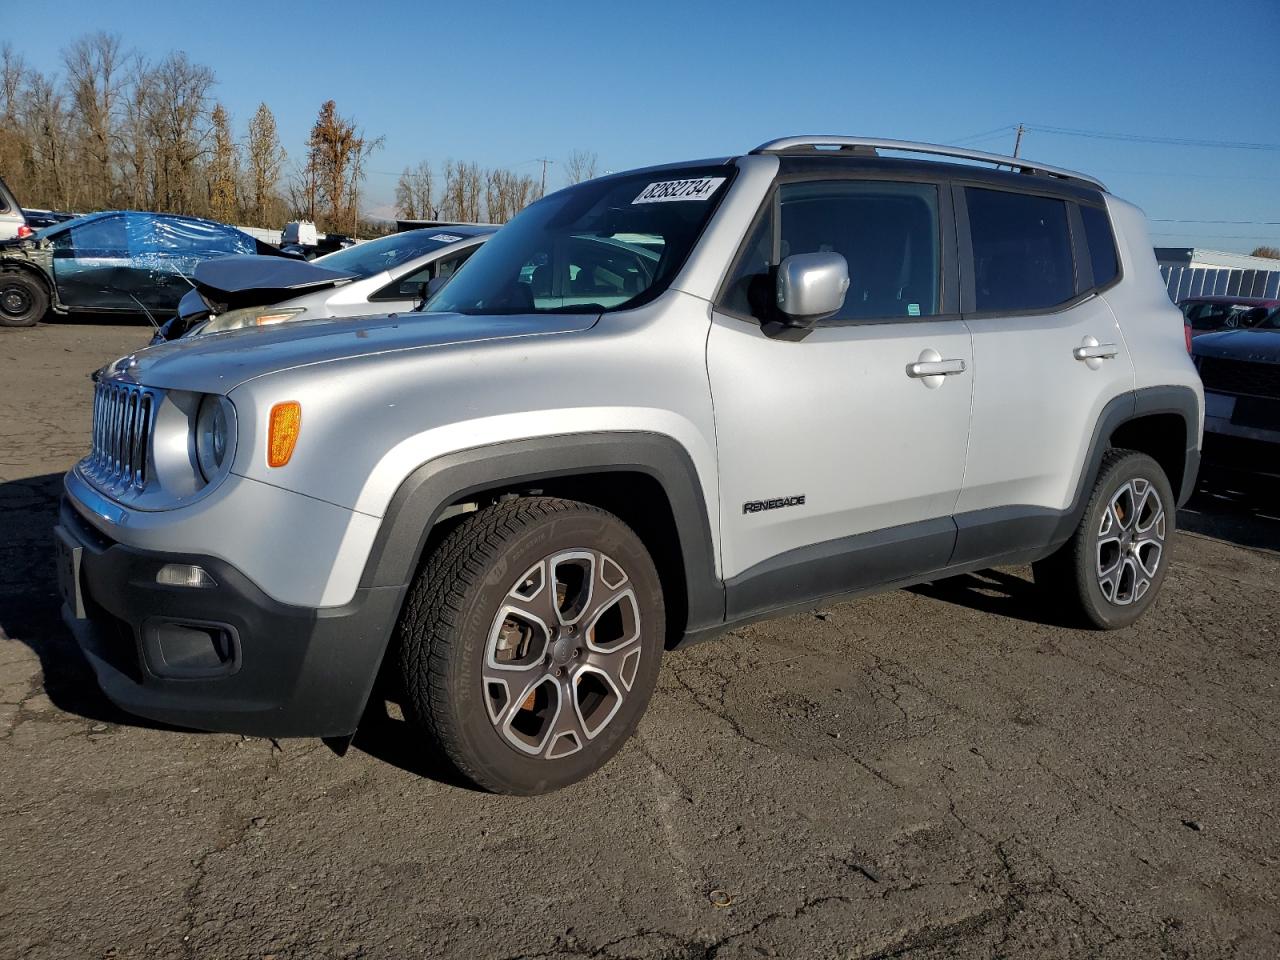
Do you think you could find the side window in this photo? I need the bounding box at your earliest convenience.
[780,181,941,321]
[369,248,477,301]
[1080,204,1119,288]
[721,203,774,318]
[721,181,942,322]
[966,188,1075,312]
[56,216,128,257]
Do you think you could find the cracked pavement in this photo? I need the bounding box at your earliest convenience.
[2,322,1279,959]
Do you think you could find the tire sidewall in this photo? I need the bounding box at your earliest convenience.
[444,510,664,794]
[1079,453,1175,629]
[0,272,48,328]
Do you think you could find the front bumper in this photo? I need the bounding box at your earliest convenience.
[57,496,405,738]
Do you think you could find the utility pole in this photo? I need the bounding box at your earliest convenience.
[535,157,554,197]
[1012,123,1025,159]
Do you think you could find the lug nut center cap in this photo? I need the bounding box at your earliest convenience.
[551,635,577,666]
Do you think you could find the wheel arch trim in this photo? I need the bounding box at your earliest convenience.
[357,431,725,637]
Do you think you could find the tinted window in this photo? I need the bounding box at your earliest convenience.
[1080,204,1118,287]
[966,188,1075,312]
[721,205,774,317]
[782,181,940,320]
[721,181,941,322]
[56,216,128,256]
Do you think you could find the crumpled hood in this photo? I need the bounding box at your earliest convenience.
[1193,329,1280,364]
[102,310,600,394]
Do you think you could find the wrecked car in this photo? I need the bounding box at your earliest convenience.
[0,210,293,329]
[155,225,495,341]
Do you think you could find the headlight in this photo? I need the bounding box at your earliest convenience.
[201,305,306,335]
[194,395,237,483]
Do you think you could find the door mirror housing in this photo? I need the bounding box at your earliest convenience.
[775,252,849,327]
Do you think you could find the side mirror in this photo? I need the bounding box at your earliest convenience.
[775,252,849,328]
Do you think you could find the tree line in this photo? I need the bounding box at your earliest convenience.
[0,32,600,237]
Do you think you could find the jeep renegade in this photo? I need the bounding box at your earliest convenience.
[56,137,1203,794]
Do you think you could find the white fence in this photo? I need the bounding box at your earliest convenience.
[1161,265,1280,303]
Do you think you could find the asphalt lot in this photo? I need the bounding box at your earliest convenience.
[2,320,1278,959]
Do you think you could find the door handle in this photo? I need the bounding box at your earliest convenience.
[907,358,966,378]
[1073,343,1118,361]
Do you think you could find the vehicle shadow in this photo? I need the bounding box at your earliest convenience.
[908,567,1081,628]
[1178,472,1280,553]
[349,695,482,791]
[0,472,482,785]
[0,472,157,728]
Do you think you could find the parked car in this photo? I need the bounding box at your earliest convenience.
[1192,309,1280,481]
[0,210,294,328]
[56,136,1201,794]
[0,176,32,242]
[1180,296,1280,347]
[22,208,79,230]
[153,224,496,341]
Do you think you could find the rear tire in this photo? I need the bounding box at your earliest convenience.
[1033,449,1175,629]
[397,497,665,794]
[0,268,48,327]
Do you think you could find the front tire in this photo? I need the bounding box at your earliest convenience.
[0,268,49,328]
[1033,449,1175,629]
[398,497,665,794]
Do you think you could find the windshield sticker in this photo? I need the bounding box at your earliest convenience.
[632,177,726,204]
[428,233,464,242]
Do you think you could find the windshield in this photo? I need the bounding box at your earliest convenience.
[426,165,733,315]
[315,229,468,277]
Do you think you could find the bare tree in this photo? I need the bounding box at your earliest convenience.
[144,52,214,212]
[116,54,156,209]
[564,149,598,185]
[395,159,435,220]
[244,102,285,226]
[303,100,382,233]
[206,103,239,222]
[63,31,125,209]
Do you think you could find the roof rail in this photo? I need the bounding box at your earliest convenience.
[750,136,1106,191]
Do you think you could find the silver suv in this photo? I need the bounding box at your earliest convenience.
[56,137,1203,794]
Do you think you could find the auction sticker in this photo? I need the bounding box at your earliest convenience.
[633,177,726,204]
[428,233,464,242]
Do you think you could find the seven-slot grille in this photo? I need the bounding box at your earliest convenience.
[1198,357,1280,401]
[85,380,157,490]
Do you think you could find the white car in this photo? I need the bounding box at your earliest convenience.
[0,176,31,242]
[162,224,496,339]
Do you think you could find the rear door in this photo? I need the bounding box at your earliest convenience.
[951,185,1135,563]
[709,174,973,619]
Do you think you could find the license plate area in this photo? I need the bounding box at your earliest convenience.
[1231,396,1280,431]
[54,525,86,620]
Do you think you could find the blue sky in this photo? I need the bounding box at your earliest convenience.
[11,0,1280,251]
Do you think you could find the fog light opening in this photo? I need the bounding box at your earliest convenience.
[155,563,218,589]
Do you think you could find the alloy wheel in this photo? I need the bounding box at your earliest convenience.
[483,548,643,760]
[1096,477,1166,605]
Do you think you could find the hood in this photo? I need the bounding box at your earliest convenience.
[193,254,359,309]
[103,310,601,394]
[1193,329,1280,364]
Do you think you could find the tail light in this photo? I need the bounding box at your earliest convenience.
[1184,323,1192,354]
[16,224,33,239]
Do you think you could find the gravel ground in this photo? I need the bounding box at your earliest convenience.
[1,321,1278,960]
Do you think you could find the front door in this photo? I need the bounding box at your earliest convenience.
[708,176,973,620]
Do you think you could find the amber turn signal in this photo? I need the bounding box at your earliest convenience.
[267,401,301,467]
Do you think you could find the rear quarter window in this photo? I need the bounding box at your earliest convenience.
[1080,204,1119,288]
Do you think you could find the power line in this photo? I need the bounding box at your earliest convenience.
[950,124,1017,146]
[1024,124,1280,152]
[1152,218,1280,225]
